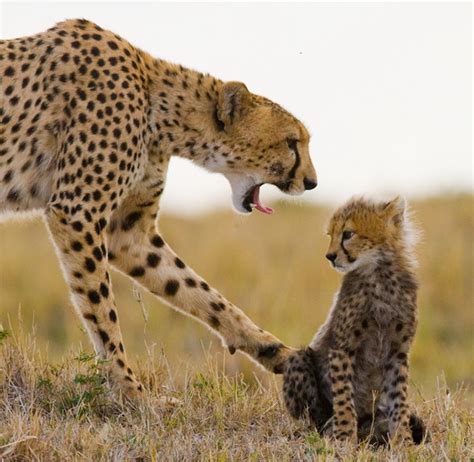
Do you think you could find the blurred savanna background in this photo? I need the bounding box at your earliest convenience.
[0,195,473,402]
[0,195,473,459]
[0,1,472,459]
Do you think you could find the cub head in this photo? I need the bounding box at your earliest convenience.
[207,82,317,214]
[325,196,413,273]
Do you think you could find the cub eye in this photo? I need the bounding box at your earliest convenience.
[287,138,298,151]
[342,230,354,241]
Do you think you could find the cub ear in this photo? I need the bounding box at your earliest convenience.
[381,196,406,226]
[216,81,250,131]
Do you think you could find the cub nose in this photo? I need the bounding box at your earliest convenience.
[325,253,337,263]
[303,178,318,190]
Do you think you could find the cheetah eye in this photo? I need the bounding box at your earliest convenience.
[342,230,354,241]
[287,138,298,151]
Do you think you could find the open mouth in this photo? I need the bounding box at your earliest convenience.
[242,184,274,215]
[225,173,291,216]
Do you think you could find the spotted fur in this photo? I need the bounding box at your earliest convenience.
[283,197,426,444]
[0,19,317,395]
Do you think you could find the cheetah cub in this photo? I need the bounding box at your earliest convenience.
[283,196,426,444]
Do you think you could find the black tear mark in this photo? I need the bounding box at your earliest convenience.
[340,240,356,263]
[287,141,301,181]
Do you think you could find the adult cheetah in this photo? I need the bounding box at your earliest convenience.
[0,20,317,396]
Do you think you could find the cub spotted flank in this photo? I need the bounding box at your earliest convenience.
[283,196,426,445]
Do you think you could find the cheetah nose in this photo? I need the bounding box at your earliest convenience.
[303,178,318,190]
[326,253,337,263]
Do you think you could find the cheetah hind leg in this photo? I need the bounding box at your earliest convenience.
[283,348,332,433]
[358,409,427,446]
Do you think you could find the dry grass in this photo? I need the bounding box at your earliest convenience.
[0,330,472,460]
[0,194,473,459]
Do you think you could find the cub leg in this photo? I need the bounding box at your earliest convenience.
[328,348,357,441]
[384,349,413,443]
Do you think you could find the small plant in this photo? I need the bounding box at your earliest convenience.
[56,352,109,417]
[0,326,10,345]
[305,431,334,457]
[37,377,53,391]
[193,372,214,390]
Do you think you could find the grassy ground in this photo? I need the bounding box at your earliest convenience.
[0,331,472,460]
[0,194,473,459]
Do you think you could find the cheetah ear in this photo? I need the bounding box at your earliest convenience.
[381,196,406,226]
[216,82,250,132]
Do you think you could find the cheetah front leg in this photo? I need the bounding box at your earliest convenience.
[328,348,357,442]
[107,211,293,374]
[45,206,143,396]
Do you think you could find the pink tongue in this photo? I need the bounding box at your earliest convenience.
[252,186,274,214]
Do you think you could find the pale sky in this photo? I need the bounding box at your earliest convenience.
[1,2,472,215]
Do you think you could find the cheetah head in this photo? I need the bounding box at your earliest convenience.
[204,82,317,214]
[325,196,416,273]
